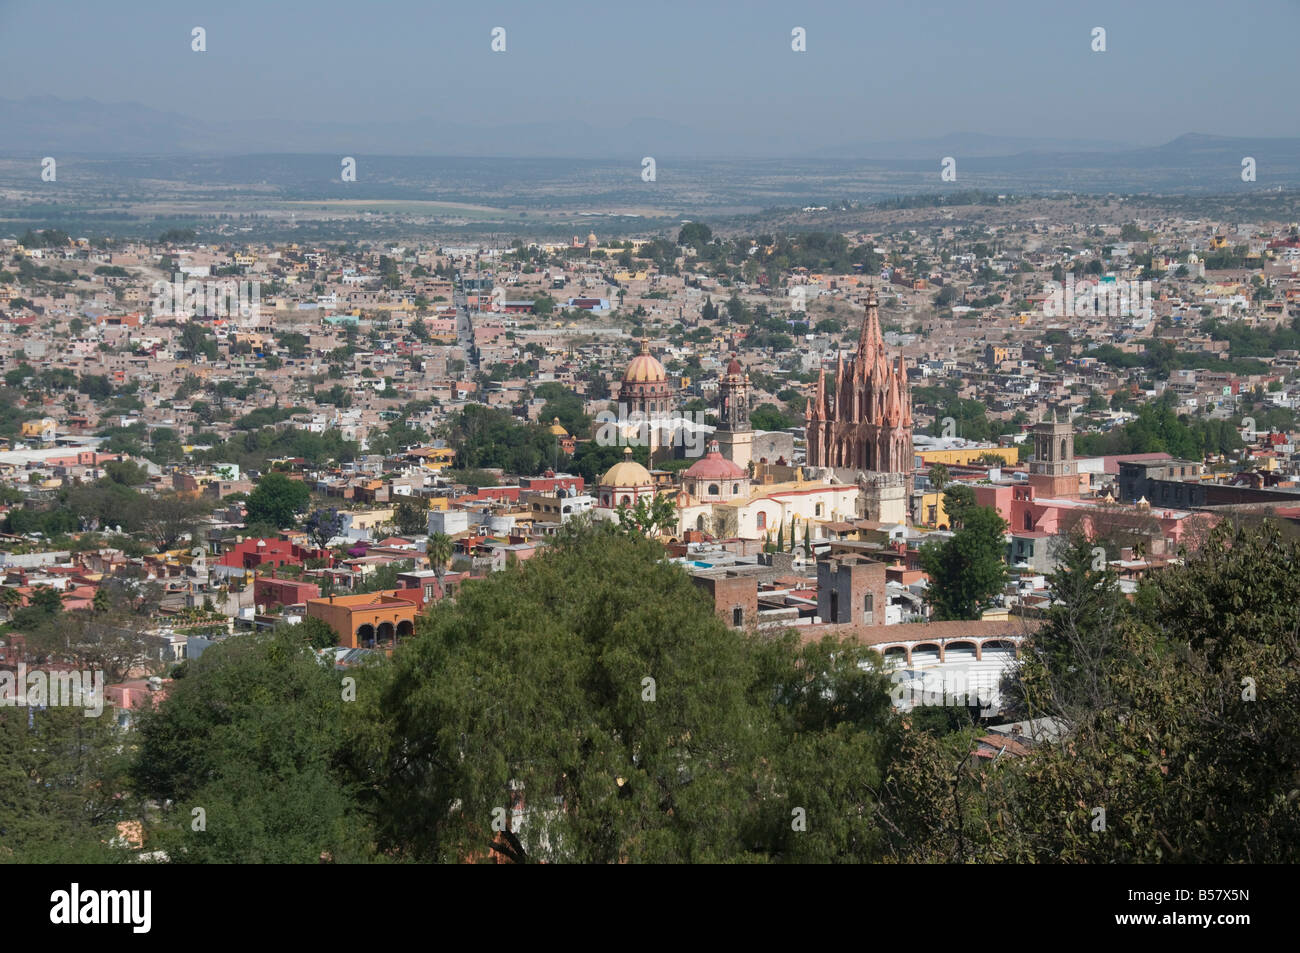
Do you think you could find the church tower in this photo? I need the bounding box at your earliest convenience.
[618,338,674,460]
[1027,410,1078,498]
[714,355,753,470]
[805,286,913,474]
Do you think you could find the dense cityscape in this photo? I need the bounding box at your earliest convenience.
[3,208,1297,865]
[0,5,1295,898]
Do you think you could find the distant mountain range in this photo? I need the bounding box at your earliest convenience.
[1,97,731,158]
[812,131,1136,159]
[3,97,1300,205]
[5,96,1299,170]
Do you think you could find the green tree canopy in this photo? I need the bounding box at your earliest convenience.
[919,491,1008,620]
[244,471,311,530]
[443,404,567,476]
[677,222,713,247]
[751,403,794,432]
[350,521,900,862]
[0,704,134,862]
[392,498,428,537]
[131,629,371,862]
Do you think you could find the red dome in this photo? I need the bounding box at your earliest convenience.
[685,442,746,480]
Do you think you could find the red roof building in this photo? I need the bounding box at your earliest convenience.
[253,575,322,609]
[215,537,328,571]
[518,472,584,495]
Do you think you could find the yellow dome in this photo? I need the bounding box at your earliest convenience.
[548,417,569,436]
[601,448,653,487]
[623,339,666,383]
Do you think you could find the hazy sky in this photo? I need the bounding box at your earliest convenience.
[1,0,1296,146]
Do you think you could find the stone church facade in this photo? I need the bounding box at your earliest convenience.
[806,288,914,475]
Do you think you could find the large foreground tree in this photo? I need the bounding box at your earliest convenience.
[0,705,135,862]
[131,629,372,862]
[886,519,1300,863]
[352,520,900,863]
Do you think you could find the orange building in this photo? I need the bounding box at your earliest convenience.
[306,590,419,649]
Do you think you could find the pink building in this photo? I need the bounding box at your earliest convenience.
[983,483,1210,550]
[106,678,171,711]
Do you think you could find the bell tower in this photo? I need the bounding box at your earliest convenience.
[1028,410,1078,498]
[715,355,753,469]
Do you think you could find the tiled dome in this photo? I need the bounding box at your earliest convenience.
[685,442,746,480]
[601,447,654,487]
[623,339,666,383]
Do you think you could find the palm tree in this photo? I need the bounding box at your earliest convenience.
[427,532,454,597]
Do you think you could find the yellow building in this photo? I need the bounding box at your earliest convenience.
[917,489,953,529]
[20,418,57,443]
[343,508,395,535]
[407,446,456,471]
[918,447,1017,467]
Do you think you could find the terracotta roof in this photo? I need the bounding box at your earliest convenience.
[1099,452,1173,475]
[974,734,1032,758]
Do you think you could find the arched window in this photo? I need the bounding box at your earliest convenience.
[732,484,738,494]
[708,483,719,496]
[696,515,705,531]
[1060,438,1067,459]
[756,512,767,530]
[620,495,631,505]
